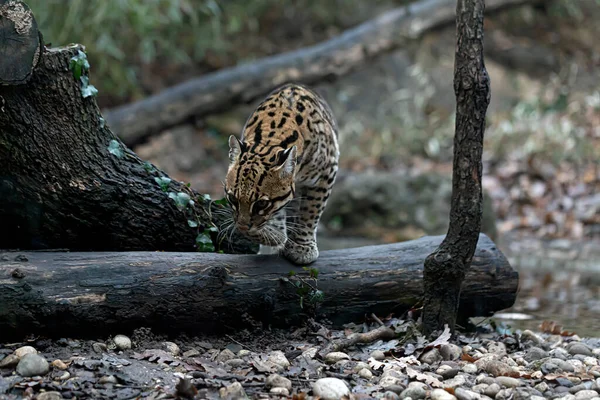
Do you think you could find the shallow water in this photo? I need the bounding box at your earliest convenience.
[493,266,600,338]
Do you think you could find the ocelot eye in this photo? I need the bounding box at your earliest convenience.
[253,199,270,214]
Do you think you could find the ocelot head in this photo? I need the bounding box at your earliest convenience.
[224,135,296,243]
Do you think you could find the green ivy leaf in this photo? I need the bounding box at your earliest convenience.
[80,76,99,98]
[168,191,191,210]
[107,140,123,158]
[207,226,218,233]
[154,177,171,192]
[309,289,324,304]
[144,161,156,173]
[202,194,211,201]
[187,220,198,228]
[99,117,106,129]
[196,231,215,252]
[213,197,228,207]
[288,270,296,277]
[309,268,319,279]
[69,50,89,80]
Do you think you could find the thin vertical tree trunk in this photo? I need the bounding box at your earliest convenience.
[421,0,491,335]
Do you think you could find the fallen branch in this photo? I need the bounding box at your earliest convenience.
[0,234,517,341]
[318,326,396,358]
[103,0,542,145]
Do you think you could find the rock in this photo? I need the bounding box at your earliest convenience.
[484,383,501,397]
[583,357,598,367]
[462,363,478,373]
[312,377,350,400]
[569,383,594,394]
[92,342,108,353]
[380,369,405,388]
[0,354,19,368]
[266,374,292,391]
[321,172,497,240]
[440,344,462,361]
[270,387,289,396]
[521,330,544,345]
[268,351,290,370]
[471,384,488,394]
[496,376,522,388]
[225,358,245,368]
[16,354,49,377]
[437,365,460,380]
[353,361,370,372]
[574,390,599,400]
[183,349,200,357]
[431,388,457,400]
[163,341,180,356]
[51,359,69,370]
[485,360,512,377]
[568,343,593,357]
[443,374,467,389]
[219,381,246,399]
[14,346,37,358]
[400,385,426,399]
[487,342,507,356]
[325,351,350,364]
[359,368,373,379]
[524,347,549,362]
[225,343,243,354]
[57,371,70,380]
[495,388,513,400]
[216,349,235,363]
[421,348,443,365]
[541,361,559,374]
[383,391,400,400]
[534,382,549,393]
[553,358,576,372]
[238,349,251,357]
[113,335,132,350]
[371,350,386,360]
[551,348,570,360]
[37,392,63,400]
[99,375,118,384]
[454,388,480,400]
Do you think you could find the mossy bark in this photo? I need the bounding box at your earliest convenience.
[0,45,254,253]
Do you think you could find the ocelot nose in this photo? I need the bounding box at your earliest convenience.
[238,224,250,232]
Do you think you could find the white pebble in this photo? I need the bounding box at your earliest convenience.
[14,346,37,358]
[431,388,457,400]
[312,377,350,400]
[358,368,373,379]
[113,334,131,350]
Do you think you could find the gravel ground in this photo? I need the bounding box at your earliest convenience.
[2,319,600,400]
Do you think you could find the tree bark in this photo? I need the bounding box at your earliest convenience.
[422,0,491,335]
[102,0,542,146]
[0,234,517,341]
[0,0,42,85]
[0,43,254,254]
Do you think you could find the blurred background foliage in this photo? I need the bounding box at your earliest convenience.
[29,0,405,107]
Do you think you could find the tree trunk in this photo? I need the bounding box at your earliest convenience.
[0,234,517,341]
[102,0,542,146]
[422,0,491,335]
[0,43,254,254]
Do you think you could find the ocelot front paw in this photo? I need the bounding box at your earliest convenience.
[282,240,319,265]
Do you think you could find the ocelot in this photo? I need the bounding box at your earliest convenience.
[223,83,339,265]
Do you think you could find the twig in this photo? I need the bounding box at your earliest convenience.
[318,325,396,358]
[370,313,385,327]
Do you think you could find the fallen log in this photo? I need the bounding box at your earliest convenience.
[102,0,542,146]
[0,234,517,341]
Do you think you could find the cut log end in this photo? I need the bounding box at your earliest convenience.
[0,0,42,85]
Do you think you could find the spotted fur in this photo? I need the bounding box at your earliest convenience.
[224,83,339,265]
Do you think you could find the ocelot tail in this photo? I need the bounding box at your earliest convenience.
[223,83,339,265]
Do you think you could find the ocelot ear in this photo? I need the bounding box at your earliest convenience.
[275,146,297,178]
[228,135,244,163]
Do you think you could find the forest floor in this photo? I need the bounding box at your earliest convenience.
[2,318,600,399]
